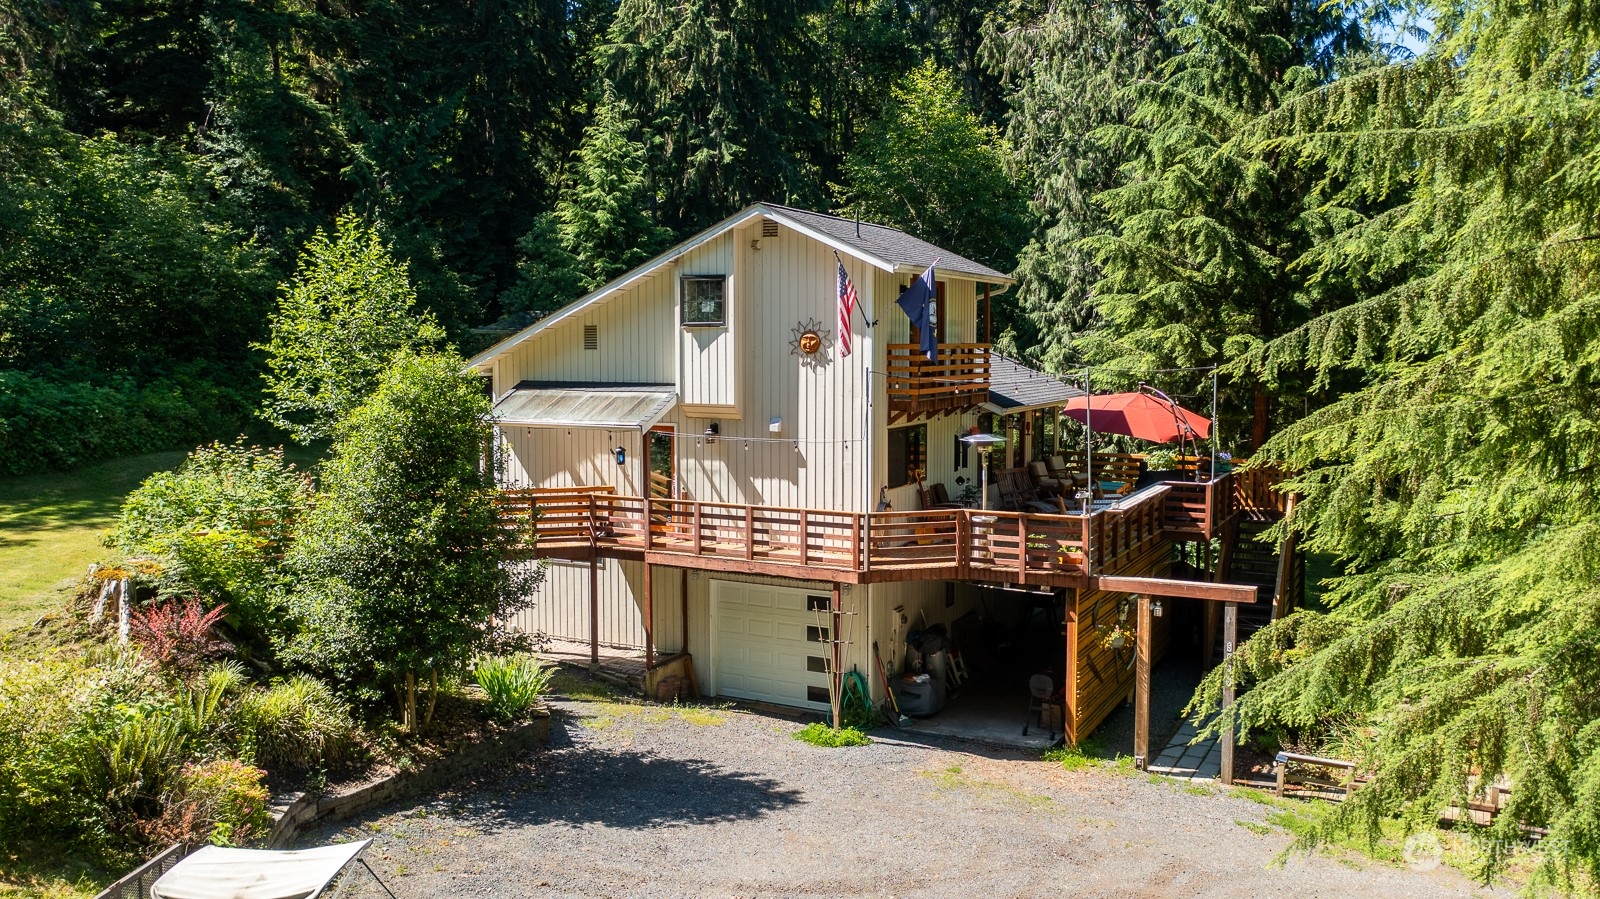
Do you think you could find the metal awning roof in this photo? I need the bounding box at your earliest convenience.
[492,382,677,430]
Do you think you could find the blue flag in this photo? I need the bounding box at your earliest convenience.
[895,261,939,362]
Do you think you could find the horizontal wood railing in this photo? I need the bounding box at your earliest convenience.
[496,484,1192,583]
[886,343,990,418]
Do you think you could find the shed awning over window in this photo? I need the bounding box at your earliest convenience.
[491,382,677,430]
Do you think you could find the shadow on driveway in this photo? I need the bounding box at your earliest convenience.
[432,718,804,832]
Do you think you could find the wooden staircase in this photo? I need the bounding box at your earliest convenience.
[1204,501,1303,668]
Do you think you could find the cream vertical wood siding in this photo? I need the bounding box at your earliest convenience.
[495,216,879,513]
[515,559,647,649]
[678,231,739,409]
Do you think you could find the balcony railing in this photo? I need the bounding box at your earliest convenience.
[885,343,990,421]
[497,480,1177,585]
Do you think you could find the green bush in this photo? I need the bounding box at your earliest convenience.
[231,676,359,771]
[109,440,311,644]
[793,723,871,747]
[0,368,257,476]
[160,759,271,847]
[473,655,552,723]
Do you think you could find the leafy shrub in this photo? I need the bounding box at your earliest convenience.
[129,597,229,674]
[0,368,257,476]
[793,723,871,747]
[152,760,271,847]
[474,655,553,723]
[231,676,359,770]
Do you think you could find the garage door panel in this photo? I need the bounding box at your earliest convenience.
[713,582,832,709]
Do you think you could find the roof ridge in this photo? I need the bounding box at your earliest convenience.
[765,203,903,234]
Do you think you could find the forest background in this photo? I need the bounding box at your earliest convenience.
[3,0,1599,890]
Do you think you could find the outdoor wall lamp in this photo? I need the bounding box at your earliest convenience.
[704,422,719,439]
[1152,599,1164,618]
[613,446,627,466]
[769,416,782,434]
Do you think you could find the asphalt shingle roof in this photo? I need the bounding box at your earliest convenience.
[987,355,1084,411]
[767,204,1012,282]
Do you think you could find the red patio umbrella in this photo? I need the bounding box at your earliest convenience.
[1061,391,1211,443]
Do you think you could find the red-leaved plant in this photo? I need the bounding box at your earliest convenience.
[130,596,230,673]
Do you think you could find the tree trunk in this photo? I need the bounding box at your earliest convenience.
[423,669,439,729]
[1252,381,1270,451]
[403,672,417,733]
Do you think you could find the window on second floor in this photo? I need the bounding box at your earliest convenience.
[887,424,928,488]
[681,276,726,326]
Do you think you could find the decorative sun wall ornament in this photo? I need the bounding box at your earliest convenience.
[789,319,832,367]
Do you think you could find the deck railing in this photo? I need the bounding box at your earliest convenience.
[497,480,1200,583]
[886,343,990,419]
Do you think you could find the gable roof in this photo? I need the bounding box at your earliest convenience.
[764,205,1009,282]
[468,203,1015,370]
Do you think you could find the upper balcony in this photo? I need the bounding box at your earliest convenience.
[886,343,990,423]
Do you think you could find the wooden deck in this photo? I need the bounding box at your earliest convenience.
[498,469,1284,587]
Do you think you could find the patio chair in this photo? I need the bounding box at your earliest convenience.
[1000,468,1059,514]
[916,473,965,510]
[1023,673,1058,741]
[1029,460,1065,497]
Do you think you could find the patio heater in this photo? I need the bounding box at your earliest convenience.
[959,433,1007,510]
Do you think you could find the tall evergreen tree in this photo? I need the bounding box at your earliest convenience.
[834,62,1027,276]
[1186,0,1600,884]
[600,0,827,232]
[503,92,673,317]
[1076,0,1373,448]
[983,0,1169,369]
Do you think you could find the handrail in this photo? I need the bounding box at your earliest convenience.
[496,482,1178,581]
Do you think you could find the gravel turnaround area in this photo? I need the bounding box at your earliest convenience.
[304,690,1506,899]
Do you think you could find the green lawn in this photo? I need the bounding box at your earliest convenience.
[0,445,323,634]
[0,451,189,633]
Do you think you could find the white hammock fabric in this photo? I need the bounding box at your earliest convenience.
[150,840,372,899]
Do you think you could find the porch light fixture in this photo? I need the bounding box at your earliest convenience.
[769,416,782,434]
[613,446,627,466]
[704,422,719,439]
[1152,599,1164,618]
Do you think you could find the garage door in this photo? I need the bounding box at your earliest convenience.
[711,582,834,710]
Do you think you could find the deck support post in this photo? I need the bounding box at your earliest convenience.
[1134,593,1152,770]
[1221,601,1238,786]
[588,555,599,666]
[644,562,654,671]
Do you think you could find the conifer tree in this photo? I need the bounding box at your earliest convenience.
[1185,0,1600,884]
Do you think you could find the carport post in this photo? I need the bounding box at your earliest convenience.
[1133,593,1152,770]
[1221,602,1237,786]
[588,555,599,666]
[644,563,654,670]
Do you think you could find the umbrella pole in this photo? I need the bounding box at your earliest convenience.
[1210,367,1218,477]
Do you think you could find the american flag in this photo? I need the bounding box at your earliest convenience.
[836,253,858,357]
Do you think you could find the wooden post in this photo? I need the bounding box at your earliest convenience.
[1017,515,1028,578]
[644,563,655,670]
[692,502,703,555]
[830,583,843,728]
[1221,601,1238,786]
[744,505,755,560]
[799,508,810,565]
[588,555,600,666]
[680,568,689,656]
[1134,593,1152,770]
[1063,589,1079,746]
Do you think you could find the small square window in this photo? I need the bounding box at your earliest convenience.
[806,595,831,612]
[807,686,831,704]
[807,625,830,643]
[806,656,828,673]
[681,276,726,326]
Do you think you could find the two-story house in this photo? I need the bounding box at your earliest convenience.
[469,204,1275,749]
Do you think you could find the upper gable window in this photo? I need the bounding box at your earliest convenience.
[681,276,726,327]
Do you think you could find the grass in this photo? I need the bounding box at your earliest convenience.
[1041,736,1111,772]
[0,451,187,632]
[921,764,1055,810]
[0,445,323,635]
[793,722,870,747]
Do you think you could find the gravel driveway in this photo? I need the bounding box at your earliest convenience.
[304,686,1504,899]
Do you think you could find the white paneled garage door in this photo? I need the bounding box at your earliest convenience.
[710,581,834,710]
